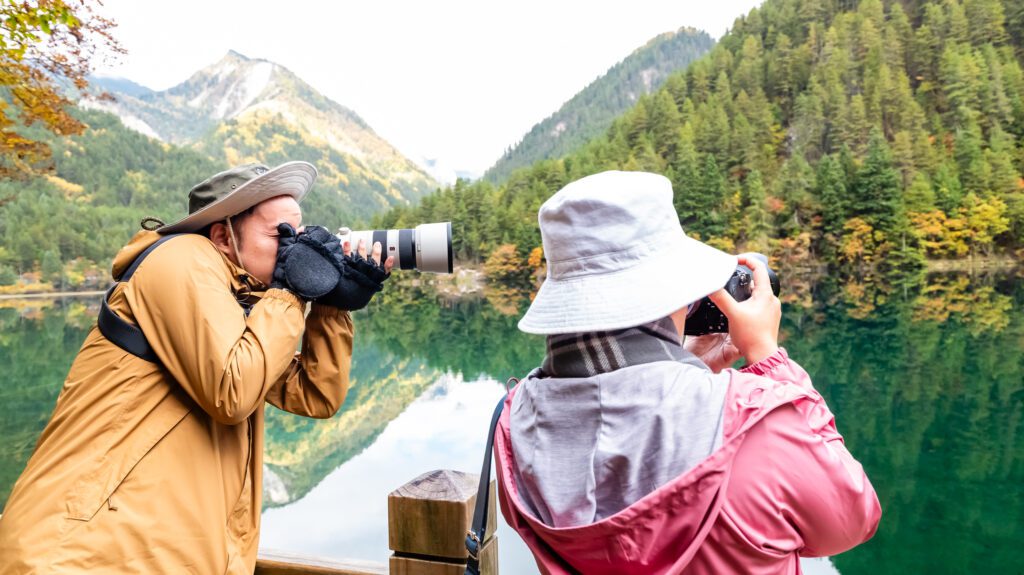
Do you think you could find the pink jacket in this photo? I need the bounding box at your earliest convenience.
[494,349,881,574]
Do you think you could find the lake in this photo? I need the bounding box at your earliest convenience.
[1,269,1021,573]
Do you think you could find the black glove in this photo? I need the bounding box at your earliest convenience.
[317,251,391,311]
[270,223,342,300]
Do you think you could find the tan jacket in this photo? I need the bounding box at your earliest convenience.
[0,231,353,574]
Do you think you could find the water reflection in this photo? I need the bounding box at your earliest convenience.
[0,297,99,505]
[261,374,532,565]
[0,270,1021,573]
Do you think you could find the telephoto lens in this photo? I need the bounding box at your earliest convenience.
[335,222,453,274]
[683,253,780,336]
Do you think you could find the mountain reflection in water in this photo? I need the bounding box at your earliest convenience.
[0,270,1021,574]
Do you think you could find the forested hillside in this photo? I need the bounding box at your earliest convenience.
[0,111,221,288]
[379,0,1024,275]
[484,27,714,183]
[0,109,402,289]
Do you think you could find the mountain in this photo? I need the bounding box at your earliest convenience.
[84,50,438,222]
[89,75,153,98]
[484,27,715,183]
[378,0,1024,272]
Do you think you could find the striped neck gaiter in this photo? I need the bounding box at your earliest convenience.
[540,316,686,379]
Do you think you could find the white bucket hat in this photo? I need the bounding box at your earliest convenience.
[518,171,738,335]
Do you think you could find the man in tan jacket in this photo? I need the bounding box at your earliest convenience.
[0,162,391,574]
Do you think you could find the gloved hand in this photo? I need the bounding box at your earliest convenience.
[270,223,342,300]
[316,250,391,311]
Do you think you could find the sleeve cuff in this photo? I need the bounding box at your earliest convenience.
[262,288,304,310]
[308,303,352,322]
[740,347,790,376]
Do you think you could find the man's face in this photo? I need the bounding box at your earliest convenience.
[232,195,302,286]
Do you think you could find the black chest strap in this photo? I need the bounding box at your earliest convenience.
[96,234,185,363]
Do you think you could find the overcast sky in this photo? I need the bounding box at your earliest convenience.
[95,0,764,179]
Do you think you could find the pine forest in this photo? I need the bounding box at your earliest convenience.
[377,0,1024,279]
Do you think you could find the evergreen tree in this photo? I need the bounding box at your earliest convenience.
[905,172,939,213]
[735,36,765,95]
[793,91,827,160]
[953,111,990,193]
[648,90,682,160]
[948,0,971,44]
[695,154,727,237]
[40,250,62,285]
[853,130,904,233]
[817,154,849,238]
[743,170,773,252]
[934,160,966,214]
[1008,0,1024,56]
[839,94,870,155]
[777,155,817,235]
[693,98,731,163]
[672,124,702,224]
[985,124,1020,195]
[965,0,1009,45]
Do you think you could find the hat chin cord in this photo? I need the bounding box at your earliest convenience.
[225,217,247,272]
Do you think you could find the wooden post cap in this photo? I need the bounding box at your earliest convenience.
[387,469,497,560]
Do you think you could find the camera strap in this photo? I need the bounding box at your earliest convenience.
[97,234,186,363]
[464,390,508,575]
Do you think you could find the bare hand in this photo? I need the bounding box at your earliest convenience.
[684,333,742,373]
[707,254,781,365]
[343,239,395,273]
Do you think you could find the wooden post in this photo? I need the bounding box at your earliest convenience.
[387,469,498,575]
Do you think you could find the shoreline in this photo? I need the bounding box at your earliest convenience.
[0,290,106,300]
[923,257,1020,272]
[0,255,1017,300]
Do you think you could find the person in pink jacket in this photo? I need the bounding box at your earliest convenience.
[493,171,881,574]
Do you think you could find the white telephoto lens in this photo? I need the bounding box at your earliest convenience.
[336,222,452,274]
[414,222,452,274]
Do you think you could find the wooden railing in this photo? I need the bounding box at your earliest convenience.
[256,550,386,575]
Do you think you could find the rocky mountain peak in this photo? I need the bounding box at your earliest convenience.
[168,50,278,120]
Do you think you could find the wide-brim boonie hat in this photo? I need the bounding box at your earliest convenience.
[518,171,737,335]
[157,161,317,234]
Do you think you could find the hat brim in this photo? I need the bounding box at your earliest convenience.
[518,234,738,335]
[157,161,317,234]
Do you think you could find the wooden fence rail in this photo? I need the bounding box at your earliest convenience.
[256,550,385,575]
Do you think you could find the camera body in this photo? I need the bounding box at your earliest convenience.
[683,253,780,336]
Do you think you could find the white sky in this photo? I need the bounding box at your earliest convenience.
[95,0,764,178]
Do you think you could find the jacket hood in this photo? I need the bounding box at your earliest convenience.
[111,230,162,281]
[494,367,815,574]
[111,230,259,289]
